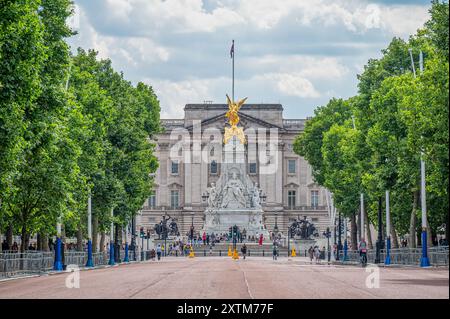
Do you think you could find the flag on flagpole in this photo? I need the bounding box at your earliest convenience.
[230,40,234,58]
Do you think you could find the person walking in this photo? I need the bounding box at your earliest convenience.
[241,243,247,259]
[202,232,206,245]
[314,246,321,264]
[272,243,278,260]
[156,244,162,261]
[258,234,264,246]
[308,246,314,264]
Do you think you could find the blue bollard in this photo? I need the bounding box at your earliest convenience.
[124,243,129,262]
[384,237,391,265]
[420,231,430,267]
[86,240,94,267]
[108,242,115,266]
[53,237,63,271]
[343,240,348,262]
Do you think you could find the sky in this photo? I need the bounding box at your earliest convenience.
[67,0,432,119]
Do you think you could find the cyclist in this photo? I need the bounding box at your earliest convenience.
[359,239,368,267]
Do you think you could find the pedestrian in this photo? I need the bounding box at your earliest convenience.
[156,244,162,261]
[258,234,264,246]
[202,232,206,245]
[272,244,278,260]
[314,246,320,264]
[1,240,9,251]
[241,243,247,259]
[308,246,314,264]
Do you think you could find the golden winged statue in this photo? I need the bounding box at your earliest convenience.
[224,94,248,144]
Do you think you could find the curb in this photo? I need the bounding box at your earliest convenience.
[0,260,144,282]
[334,261,448,269]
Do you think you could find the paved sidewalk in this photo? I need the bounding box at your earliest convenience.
[0,257,448,299]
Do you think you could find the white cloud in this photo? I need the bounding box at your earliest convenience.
[247,55,349,80]
[144,77,229,118]
[70,6,170,67]
[380,5,430,37]
[254,73,320,98]
[70,0,432,119]
[105,0,133,21]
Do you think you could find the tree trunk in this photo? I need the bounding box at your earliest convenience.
[446,213,449,245]
[92,215,98,253]
[37,233,41,251]
[364,209,373,249]
[76,228,83,251]
[6,224,13,247]
[20,226,29,252]
[41,234,49,251]
[390,221,399,249]
[351,213,358,250]
[425,218,433,247]
[409,190,418,248]
[100,231,106,252]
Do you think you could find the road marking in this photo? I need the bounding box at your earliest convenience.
[238,262,254,299]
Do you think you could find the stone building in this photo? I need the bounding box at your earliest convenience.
[139,102,330,237]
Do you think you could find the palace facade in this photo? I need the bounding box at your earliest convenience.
[139,103,330,237]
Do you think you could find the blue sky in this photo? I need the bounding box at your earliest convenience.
[67,0,432,119]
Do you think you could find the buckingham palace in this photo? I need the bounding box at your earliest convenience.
[139,102,330,237]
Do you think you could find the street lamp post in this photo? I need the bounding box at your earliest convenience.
[360,193,365,242]
[352,116,365,245]
[287,227,290,258]
[343,217,348,261]
[385,190,391,265]
[190,213,195,242]
[409,48,430,267]
[323,227,331,263]
[337,212,342,261]
[53,217,63,271]
[131,215,136,261]
[86,193,94,267]
[108,208,115,266]
[147,229,150,253]
[123,222,130,263]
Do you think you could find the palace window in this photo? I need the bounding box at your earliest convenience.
[171,161,179,175]
[170,190,179,209]
[311,190,319,208]
[210,160,218,174]
[249,162,257,174]
[288,190,296,209]
[149,191,156,208]
[288,159,296,174]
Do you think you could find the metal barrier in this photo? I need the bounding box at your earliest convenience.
[0,251,53,279]
[339,246,449,266]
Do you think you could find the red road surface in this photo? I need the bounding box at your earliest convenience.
[0,257,448,299]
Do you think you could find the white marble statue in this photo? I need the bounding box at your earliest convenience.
[252,183,261,208]
[207,182,218,208]
[221,172,247,209]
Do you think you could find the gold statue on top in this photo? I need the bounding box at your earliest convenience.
[224,94,247,144]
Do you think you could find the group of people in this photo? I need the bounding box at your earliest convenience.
[1,240,19,251]
[187,231,264,246]
[308,246,324,264]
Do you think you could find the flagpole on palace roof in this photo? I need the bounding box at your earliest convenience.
[231,39,235,102]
